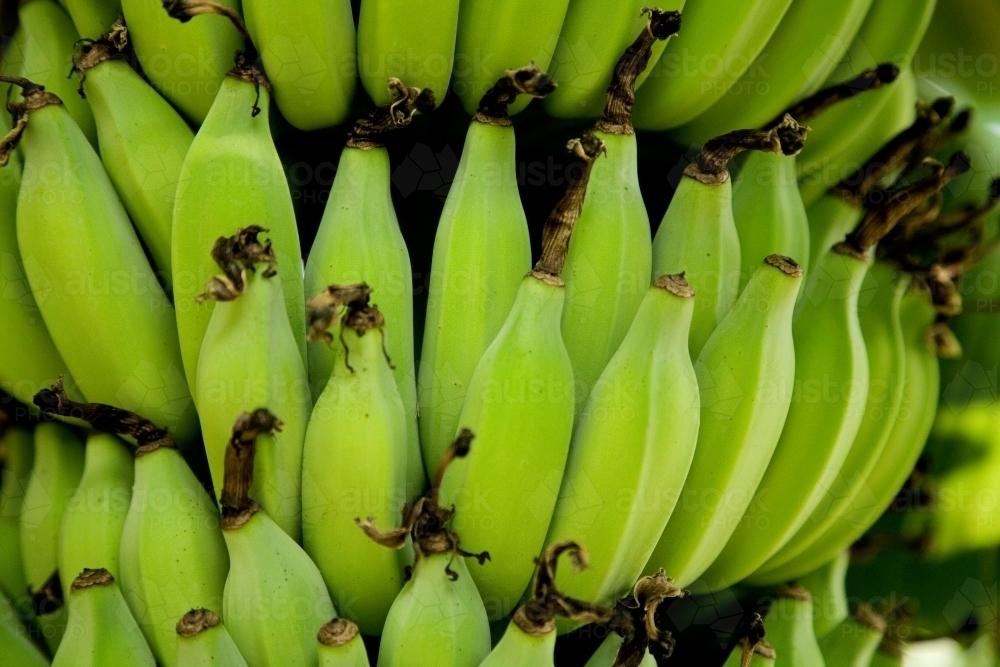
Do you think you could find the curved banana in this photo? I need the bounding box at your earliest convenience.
[61,0,121,38]
[196,227,310,541]
[219,409,337,667]
[243,0,355,129]
[72,25,196,278]
[306,80,434,501]
[317,619,370,667]
[643,255,802,589]
[632,0,794,130]
[0,426,33,603]
[652,118,807,358]
[724,586,823,667]
[121,0,243,123]
[302,290,408,635]
[51,569,155,667]
[418,65,551,475]
[177,609,250,667]
[798,551,850,639]
[0,588,49,667]
[544,274,698,613]
[818,605,885,667]
[561,10,679,411]
[3,76,198,449]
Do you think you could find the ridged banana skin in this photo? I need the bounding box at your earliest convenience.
[819,616,883,667]
[0,589,49,667]
[173,78,306,400]
[305,146,422,500]
[81,58,196,277]
[643,259,800,589]
[0,428,33,603]
[545,280,699,611]
[439,275,575,621]
[651,176,741,360]
[243,0,356,129]
[119,0,243,124]
[177,621,250,667]
[543,0,685,119]
[61,0,121,38]
[757,263,907,575]
[302,324,409,635]
[16,103,199,450]
[671,0,873,145]
[418,120,531,476]
[377,553,491,667]
[58,433,133,594]
[632,0,794,130]
[702,250,871,589]
[357,0,459,108]
[52,575,156,667]
[561,132,652,412]
[222,511,336,667]
[453,0,571,116]
[318,633,370,667]
[119,447,229,667]
[197,271,310,542]
[8,0,96,146]
[764,594,825,667]
[748,291,939,583]
[480,622,556,666]
[803,196,863,288]
[799,552,849,640]
[733,151,810,291]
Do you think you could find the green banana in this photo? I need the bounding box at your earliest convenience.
[632,0,794,130]
[33,382,230,667]
[652,118,807,358]
[317,619,370,667]
[743,586,825,667]
[798,552,849,640]
[671,0,874,145]
[168,2,306,401]
[72,24,196,278]
[417,65,552,476]
[242,0,355,129]
[358,431,491,667]
[543,274,699,613]
[437,135,604,620]
[0,425,33,604]
[177,609,250,667]
[302,289,408,635]
[121,0,243,123]
[818,605,885,667]
[305,80,434,501]
[723,615,775,667]
[543,1,685,119]
[51,569,155,667]
[62,0,121,38]
[0,588,49,667]
[3,76,198,449]
[57,432,133,597]
[196,227,310,541]
[561,10,679,411]
[643,255,802,589]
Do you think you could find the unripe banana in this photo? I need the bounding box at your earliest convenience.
[438,135,604,620]
[302,289,408,635]
[51,569,156,667]
[798,551,850,640]
[177,609,250,667]
[357,0,458,108]
[818,605,886,667]
[644,255,802,589]
[544,274,698,613]
[3,76,198,449]
[72,24,196,277]
[317,619,370,667]
[242,0,355,129]
[652,118,807,358]
[196,226,310,541]
[120,0,243,123]
[724,586,823,667]
[0,588,49,667]
[306,80,434,501]
[0,425,33,603]
[61,0,121,38]
[169,4,306,399]
[561,10,679,411]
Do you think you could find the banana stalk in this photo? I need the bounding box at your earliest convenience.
[0,425,32,603]
[176,609,250,667]
[724,586,823,667]
[61,0,121,38]
[819,605,886,667]
[0,588,49,667]
[317,619,370,667]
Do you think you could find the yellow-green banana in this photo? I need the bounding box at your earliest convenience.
[0,588,49,667]
[62,0,121,37]
[306,80,435,501]
[652,118,807,358]
[818,605,885,667]
[438,135,603,620]
[177,609,250,667]
[0,425,32,604]
[302,289,408,635]
[317,619,370,667]
[543,274,699,613]
[417,65,552,476]
[242,0,355,129]
[52,569,155,667]
[798,551,850,640]
[561,9,679,411]
[72,24,196,278]
[723,586,824,667]
[643,255,802,589]
[3,76,198,449]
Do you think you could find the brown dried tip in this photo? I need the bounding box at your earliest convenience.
[220,408,283,529]
[686,115,808,185]
[769,63,899,128]
[729,612,774,667]
[71,568,113,591]
[318,618,359,647]
[72,18,130,94]
[33,377,174,454]
[765,254,803,277]
[853,604,887,633]
[0,75,61,167]
[609,570,685,667]
[929,320,962,359]
[196,226,277,303]
[306,283,374,344]
[652,273,695,298]
[347,78,435,149]
[775,583,811,602]
[177,609,220,638]
[476,64,557,125]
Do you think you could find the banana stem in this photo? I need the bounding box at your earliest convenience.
[0,74,60,166]
[219,408,283,528]
[196,226,277,303]
[607,571,685,667]
[306,283,374,343]
[767,64,899,128]
[905,107,972,175]
[729,613,774,667]
[347,78,435,149]
[475,64,557,126]
[71,18,130,96]
[685,116,808,185]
